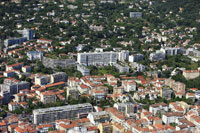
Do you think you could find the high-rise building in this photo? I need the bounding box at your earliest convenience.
[0,80,30,104]
[77,52,118,66]
[33,103,93,124]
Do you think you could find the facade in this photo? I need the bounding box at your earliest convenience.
[149,51,166,61]
[42,57,76,68]
[33,103,93,124]
[37,39,53,44]
[77,65,90,76]
[130,12,142,18]
[183,70,200,80]
[184,48,200,57]
[114,102,135,115]
[160,47,183,55]
[87,111,110,126]
[4,37,27,47]
[131,62,145,72]
[8,102,20,111]
[27,51,43,61]
[149,103,168,115]
[6,63,24,71]
[41,91,57,104]
[162,112,183,124]
[77,52,118,66]
[129,54,144,62]
[118,50,129,62]
[160,87,173,100]
[122,80,137,92]
[35,75,50,86]
[22,66,31,73]
[17,29,34,40]
[91,90,106,100]
[113,63,129,73]
[0,80,30,98]
[50,72,67,83]
[3,71,15,77]
[4,29,34,47]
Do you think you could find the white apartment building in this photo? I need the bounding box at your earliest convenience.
[33,103,93,124]
[77,52,118,66]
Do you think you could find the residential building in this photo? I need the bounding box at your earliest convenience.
[4,37,27,47]
[17,28,34,40]
[112,122,125,133]
[33,103,93,124]
[113,63,129,73]
[129,54,144,62]
[27,51,43,61]
[160,47,183,55]
[22,66,31,73]
[130,12,142,18]
[130,62,145,72]
[14,93,26,102]
[87,111,110,125]
[35,75,50,86]
[37,39,53,44]
[78,84,90,94]
[149,51,166,61]
[98,122,113,133]
[162,112,184,124]
[77,65,90,76]
[50,72,67,83]
[118,50,129,61]
[8,102,20,111]
[4,29,34,47]
[6,63,24,71]
[3,71,15,77]
[122,80,137,92]
[77,52,118,66]
[42,57,76,68]
[183,70,199,80]
[37,124,53,133]
[160,87,173,100]
[91,89,106,100]
[40,91,57,104]
[114,102,136,115]
[149,103,168,115]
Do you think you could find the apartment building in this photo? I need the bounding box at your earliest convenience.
[77,65,90,76]
[87,111,110,125]
[149,51,165,61]
[4,29,34,47]
[160,47,183,55]
[35,75,50,86]
[27,51,43,61]
[22,66,31,73]
[33,103,93,124]
[122,80,136,92]
[129,54,144,62]
[114,102,136,115]
[183,70,200,80]
[50,72,67,83]
[0,80,30,104]
[113,63,129,73]
[77,52,118,66]
[40,91,57,104]
[6,63,24,71]
[118,50,129,62]
[130,12,142,18]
